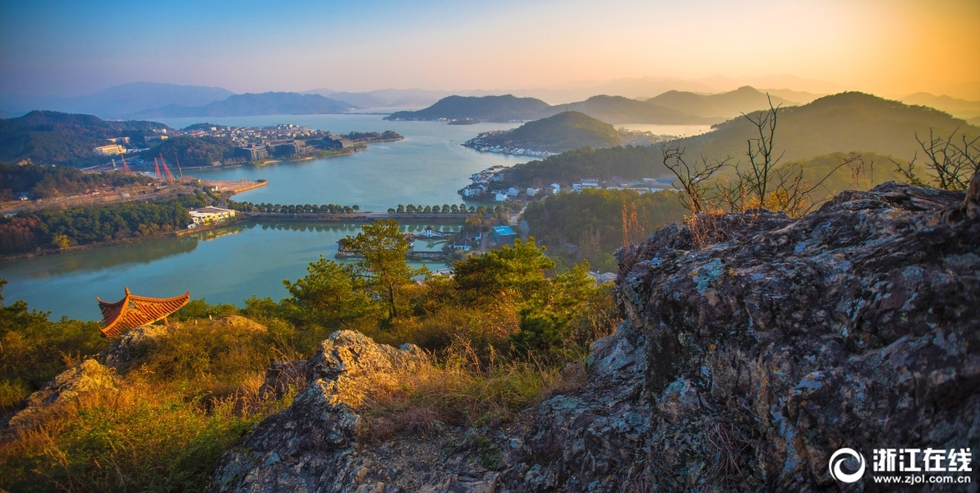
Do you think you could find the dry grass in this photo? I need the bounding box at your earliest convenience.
[0,316,299,493]
[355,337,586,445]
[685,209,730,250]
[0,369,281,493]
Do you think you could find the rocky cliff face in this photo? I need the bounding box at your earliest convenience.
[611,179,980,491]
[212,179,980,492]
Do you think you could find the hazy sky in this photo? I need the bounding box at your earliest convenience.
[1,0,977,98]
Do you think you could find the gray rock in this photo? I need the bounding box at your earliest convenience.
[7,359,118,429]
[213,330,504,493]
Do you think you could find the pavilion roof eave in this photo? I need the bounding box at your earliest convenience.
[98,288,190,338]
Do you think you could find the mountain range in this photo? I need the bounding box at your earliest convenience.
[670,91,980,163]
[4,79,979,122]
[901,92,980,120]
[506,92,980,189]
[127,92,358,118]
[646,86,796,119]
[386,87,796,124]
[0,82,235,120]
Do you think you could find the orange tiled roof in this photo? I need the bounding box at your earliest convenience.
[97,287,190,338]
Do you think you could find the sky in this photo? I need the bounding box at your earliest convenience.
[1,0,978,99]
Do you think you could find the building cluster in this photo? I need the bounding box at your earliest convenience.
[463,135,560,158]
[459,165,678,202]
[233,139,318,161]
[164,123,326,147]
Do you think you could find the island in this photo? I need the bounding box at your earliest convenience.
[461,111,672,158]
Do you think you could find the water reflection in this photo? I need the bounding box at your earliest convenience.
[1,220,464,320]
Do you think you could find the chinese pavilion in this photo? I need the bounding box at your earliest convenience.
[97,287,190,338]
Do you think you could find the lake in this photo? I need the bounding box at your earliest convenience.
[0,115,707,321]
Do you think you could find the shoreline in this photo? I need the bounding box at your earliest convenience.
[0,221,229,263]
[0,212,473,262]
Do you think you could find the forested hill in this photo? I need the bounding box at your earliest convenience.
[0,111,170,166]
[130,92,358,118]
[386,94,717,124]
[465,111,622,153]
[386,95,552,122]
[508,92,980,187]
[646,86,797,119]
[667,91,980,163]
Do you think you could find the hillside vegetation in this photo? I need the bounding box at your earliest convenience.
[0,111,169,166]
[138,135,235,168]
[523,188,687,270]
[0,162,154,201]
[465,111,622,153]
[0,217,615,492]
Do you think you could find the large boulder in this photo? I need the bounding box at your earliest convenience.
[610,180,980,490]
[7,359,118,429]
[212,330,507,492]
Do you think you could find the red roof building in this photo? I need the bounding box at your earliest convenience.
[97,287,190,338]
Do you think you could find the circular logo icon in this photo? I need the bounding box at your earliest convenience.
[829,448,866,483]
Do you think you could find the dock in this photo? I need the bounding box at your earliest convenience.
[200,179,268,195]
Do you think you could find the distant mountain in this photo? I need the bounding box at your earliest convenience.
[0,82,235,119]
[695,74,846,95]
[901,93,980,120]
[386,94,714,124]
[646,86,798,119]
[465,111,621,153]
[556,95,717,124]
[507,92,979,187]
[510,75,844,103]
[0,111,169,166]
[760,88,823,105]
[386,95,552,122]
[970,117,980,127]
[304,88,457,109]
[130,92,358,118]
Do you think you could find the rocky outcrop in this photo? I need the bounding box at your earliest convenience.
[98,324,170,368]
[609,180,980,490]
[211,330,507,492]
[212,180,980,492]
[7,358,118,429]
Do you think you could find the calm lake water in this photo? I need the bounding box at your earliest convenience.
[0,115,706,321]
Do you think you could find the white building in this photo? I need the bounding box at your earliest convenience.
[188,206,237,226]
